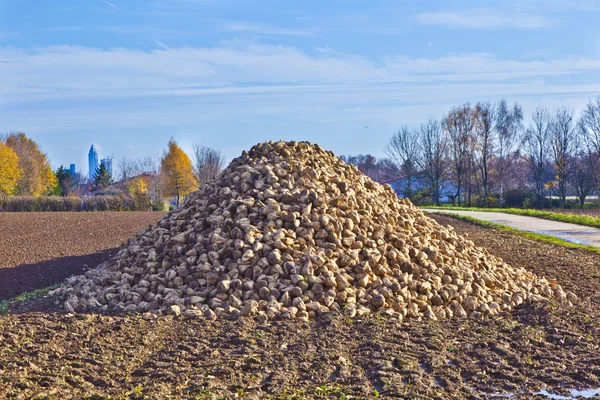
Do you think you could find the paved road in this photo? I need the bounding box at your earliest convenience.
[425,209,600,248]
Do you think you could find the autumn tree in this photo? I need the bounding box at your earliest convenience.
[0,142,22,196]
[128,176,151,210]
[192,145,225,186]
[4,133,56,196]
[161,139,197,206]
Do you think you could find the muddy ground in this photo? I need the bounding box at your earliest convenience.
[0,214,599,399]
[0,212,163,300]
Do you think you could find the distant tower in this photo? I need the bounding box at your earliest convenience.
[100,157,113,177]
[69,164,76,177]
[88,145,99,181]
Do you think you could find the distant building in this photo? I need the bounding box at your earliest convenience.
[69,164,76,177]
[88,145,99,181]
[100,157,113,177]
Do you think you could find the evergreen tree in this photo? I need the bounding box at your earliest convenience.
[94,163,114,188]
[53,165,73,196]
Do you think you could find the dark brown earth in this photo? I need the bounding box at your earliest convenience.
[0,213,599,399]
[0,212,163,300]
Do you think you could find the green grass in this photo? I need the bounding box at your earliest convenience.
[438,212,600,254]
[0,283,61,314]
[422,206,600,229]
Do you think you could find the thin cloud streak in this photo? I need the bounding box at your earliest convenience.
[100,0,126,12]
[414,10,557,29]
[154,40,170,51]
[223,23,317,36]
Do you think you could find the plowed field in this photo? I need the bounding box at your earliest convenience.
[0,212,163,300]
[0,213,599,399]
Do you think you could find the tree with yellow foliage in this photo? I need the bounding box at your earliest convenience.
[0,142,22,195]
[128,176,151,210]
[4,133,57,196]
[160,139,197,206]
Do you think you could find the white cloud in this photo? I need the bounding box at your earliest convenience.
[414,10,556,29]
[1,45,599,104]
[1,43,599,159]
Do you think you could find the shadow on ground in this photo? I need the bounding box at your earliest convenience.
[0,249,117,300]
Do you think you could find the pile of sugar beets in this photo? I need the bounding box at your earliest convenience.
[55,141,575,322]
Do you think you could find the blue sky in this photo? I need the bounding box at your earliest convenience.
[1,0,600,174]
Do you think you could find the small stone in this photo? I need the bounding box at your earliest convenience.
[171,233,186,244]
[182,309,202,320]
[256,311,269,323]
[64,300,75,313]
[204,308,217,321]
[372,294,385,308]
[168,305,181,316]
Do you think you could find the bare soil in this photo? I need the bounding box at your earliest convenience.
[0,212,163,300]
[0,213,599,399]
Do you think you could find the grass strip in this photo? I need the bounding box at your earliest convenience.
[0,283,61,314]
[422,206,600,229]
[439,212,600,254]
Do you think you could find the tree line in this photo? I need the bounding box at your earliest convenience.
[0,133,225,211]
[4,97,600,211]
[115,139,226,208]
[344,97,600,209]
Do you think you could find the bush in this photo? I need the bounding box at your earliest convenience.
[0,195,149,212]
[152,200,170,212]
[408,189,436,206]
[501,188,534,208]
[473,194,499,208]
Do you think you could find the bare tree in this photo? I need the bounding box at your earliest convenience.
[340,154,396,182]
[69,171,90,197]
[572,123,599,206]
[580,96,600,154]
[474,102,495,207]
[137,154,161,174]
[420,117,449,205]
[386,126,421,199]
[444,104,477,206]
[524,108,552,208]
[550,108,577,208]
[117,157,139,186]
[192,145,225,186]
[495,100,523,207]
